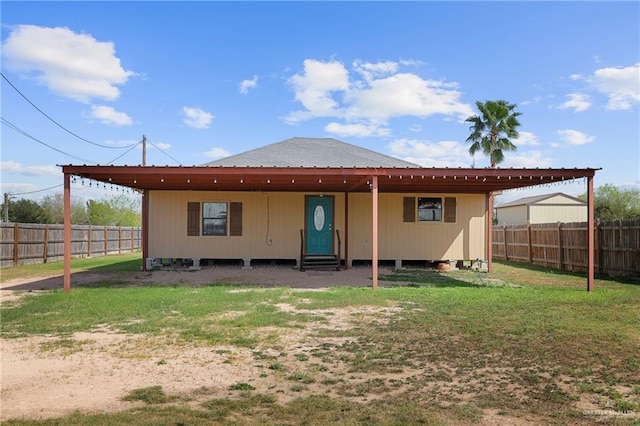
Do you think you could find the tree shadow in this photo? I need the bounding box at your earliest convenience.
[494,260,640,286]
[379,269,496,288]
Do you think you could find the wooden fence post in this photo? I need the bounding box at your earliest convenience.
[503,224,509,260]
[88,225,92,257]
[595,220,601,275]
[13,223,19,266]
[527,222,533,264]
[43,225,49,264]
[557,222,564,270]
[118,226,122,254]
[104,226,108,256]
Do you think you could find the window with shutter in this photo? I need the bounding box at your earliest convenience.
[187,202,200,236]
[444,197,457,223]
[403,197,415,222]
[229,202,243,236]
[418,197,442,222]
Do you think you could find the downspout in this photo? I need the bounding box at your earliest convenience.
[344,191,349,270]
[63,172,71,293]
[486,192,493,273]
[587,175,595,291]
[371,175,379,290]
[142,189,149,271]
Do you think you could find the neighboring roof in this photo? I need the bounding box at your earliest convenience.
[203,137,419,168]
[496,192,587,208]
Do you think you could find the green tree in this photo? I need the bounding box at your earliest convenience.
[581,184,640,221]
[465,100,522,168]
[107,194,141,227]
[4,198,48,223]
[87,199,113,225]
[86,194,141,226]
[40,193,89,224]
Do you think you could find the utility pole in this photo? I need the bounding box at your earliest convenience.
[3,192,10,223]
[142,134,147,166]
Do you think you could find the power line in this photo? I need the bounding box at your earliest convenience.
[1,72,137,150]
[1,117,97,164]
[9,184,63,196]
[147,139,182,165]
[106,140,143,165]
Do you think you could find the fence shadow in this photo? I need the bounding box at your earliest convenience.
[494,259,640,286]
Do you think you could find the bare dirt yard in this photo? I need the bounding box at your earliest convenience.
[1,266,401,421]
[2,265,637,425]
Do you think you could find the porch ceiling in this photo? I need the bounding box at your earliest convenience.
[60,165,598,194]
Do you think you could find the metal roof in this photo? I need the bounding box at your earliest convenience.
[496,192,587,208]
[60,136,599,194]
[60,164,598,194]
[203,137,419,168]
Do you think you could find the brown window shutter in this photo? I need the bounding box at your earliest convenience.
[229,202,243,236]
[403,197,415,222]
[444,197,457,223]
[187,202,200,236]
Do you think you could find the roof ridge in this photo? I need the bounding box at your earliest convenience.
[202,137,419,168]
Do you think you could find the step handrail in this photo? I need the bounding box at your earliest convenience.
[299,229,305,271]
[336,229,341,271]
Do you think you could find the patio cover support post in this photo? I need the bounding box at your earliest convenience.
[587,175,594,292]
[63,173,71,293]
[371,175,379,290]
[344,191,349,270]
[486,192,493,273]
[142,189,149,271]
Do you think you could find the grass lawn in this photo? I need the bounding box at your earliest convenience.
[0,252,143,283]
[1,258,639,425]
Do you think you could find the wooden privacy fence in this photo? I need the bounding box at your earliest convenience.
[1,223,141,268]
[492,219,640,277]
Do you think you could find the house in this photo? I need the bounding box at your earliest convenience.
[149,137,487,270]
[495,192,587,225]
[60,137,599,290]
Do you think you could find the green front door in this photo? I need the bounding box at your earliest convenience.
[305,196,334,255]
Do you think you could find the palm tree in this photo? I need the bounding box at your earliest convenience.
[465,100,522,168]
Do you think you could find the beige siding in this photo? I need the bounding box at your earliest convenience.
[148,190,486,261]
[496,206,528,226]
[536,195,584,205]
[348,193,486,261]
[529,205,587,223]
[149,191,345,259]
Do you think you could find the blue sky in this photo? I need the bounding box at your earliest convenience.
[1,1,639,206]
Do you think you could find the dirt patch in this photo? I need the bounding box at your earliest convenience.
[0,267,626,424]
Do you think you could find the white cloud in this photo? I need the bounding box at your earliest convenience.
[557,129,596,145]
[2,25,135,103]
[513,132,540,146]
[324,122,390,137]
[0,161,59,176]
[515,131,540,146]
[285,59,473,130]
[104,139,139,147]
[89,105,133,126]
[589,63,640,110]
[182,107,214,129]
[239,75,258,94]
[388,138,471,168]
[345,73,474,121]
[0,182,38,194]
[203,147,230,159]
[286,59,350,122]
[145,142,171,150]
[500,151,553,168]
[557,93,591,112]
[352,59,398,82]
